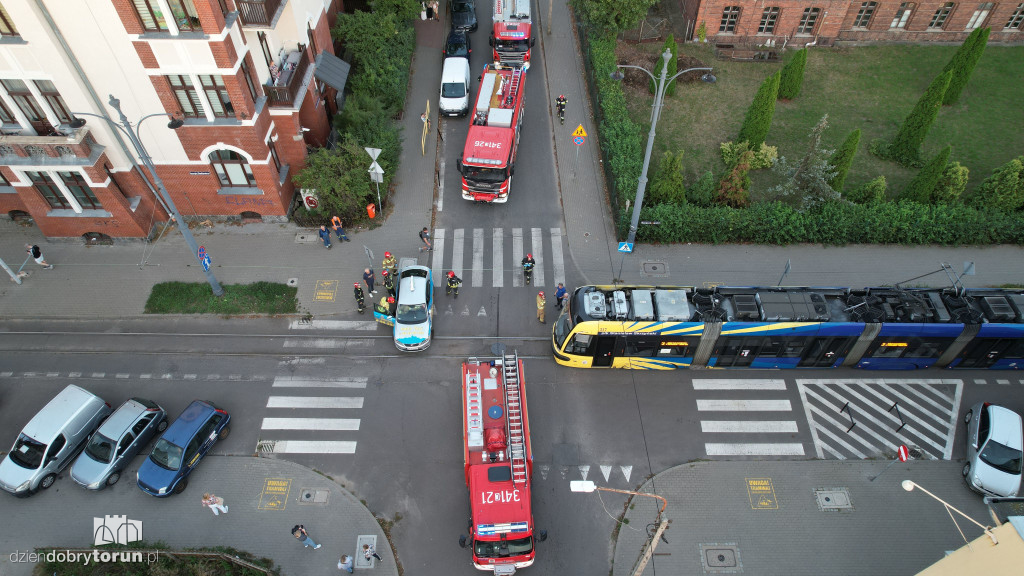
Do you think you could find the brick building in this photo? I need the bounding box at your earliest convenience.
[0,0,347,241]
[693,0,1024,46]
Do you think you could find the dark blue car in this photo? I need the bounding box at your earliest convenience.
[136,400,230,497]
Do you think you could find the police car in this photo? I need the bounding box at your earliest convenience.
[393,259,434,351]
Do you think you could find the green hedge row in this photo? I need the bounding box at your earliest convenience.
[630,200,1024,245]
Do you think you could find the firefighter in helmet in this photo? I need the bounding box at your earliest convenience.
[446,270,462,298]
[353,282,365,314]
[521,253,536,285]
[382,251,397,278]
[382,269,396,299]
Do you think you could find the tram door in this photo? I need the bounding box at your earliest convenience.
[715,338,762,367]
[799,337,855,368]
[593,336,618,367]
[956,339,1024,369]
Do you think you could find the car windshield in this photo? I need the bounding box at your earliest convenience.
[452,1,472,12]
[462,165,507,184]
[442,82,466,98]
[446,38,468,57]
[84,433,116,464]
[475,536,533,558]
[150,438,183,471]
[397,302,429,324]
[980,439,1024,475]
[8,434,46,469]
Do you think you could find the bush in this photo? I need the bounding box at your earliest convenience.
[333,10,415,117]
[934,161,969,203]
[648,150,687,205]
[828,129,861,192]
[720,141,777,169]
[885,70,951,167]
[970,155,1024,211]
[901,144,952,204]
[942,26,991,106]
[688,171,717,206]
[845,175,887,205]
[717,150,753,207]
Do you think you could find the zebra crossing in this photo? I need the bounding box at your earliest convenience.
[694,379,806,457]
[256,373,369,455]
[430,227,565,289]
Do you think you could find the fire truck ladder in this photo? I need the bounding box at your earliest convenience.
[504,68,522,108]
[502,352,527,485]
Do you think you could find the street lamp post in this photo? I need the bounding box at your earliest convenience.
[72,95,224,297]
[901,480,998,547]
[610,49,714,282]
[570,480,669,576]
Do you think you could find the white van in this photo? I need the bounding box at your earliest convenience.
[440,57,471,117]
[0,385,111,496]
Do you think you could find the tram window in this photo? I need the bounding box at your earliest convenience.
[625,339,658,357]
[782,338,807,357]
[566,333,594,356]
[905,338,947,358]
[761,338,784,357]
[1007,341,1024,359]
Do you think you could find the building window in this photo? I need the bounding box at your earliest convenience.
[241,57,260,105]
[0,3,20,37]
[0,98,15,125]
[210,150,256,187]
[853,2,877,27]
[200,75,233,117]
[965,2,993,29]
[758,7,780,33]
[720,6,740,32]
[133,0,199,32]
[169,75,204,117]
[30,171,100,210]
[258,32,273,68]
[1008,4,1024,28]
[1,79,49,133]
[891,3,914,28]
[59,171,102,209]
[168,0,200,31]
[34,80,72,124]
[31,172,71,209]
[797,7,821,33]
[268,139,282,173]
[929,2,955,28]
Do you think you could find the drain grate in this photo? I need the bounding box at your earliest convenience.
[299,488,330,504]
[815,488,854,511]
[641,261,669,277]
[700,543,742,573]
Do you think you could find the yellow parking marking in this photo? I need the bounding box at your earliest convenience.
[314,280,338,301]
[258,478,292,510]
[745,477,778,509]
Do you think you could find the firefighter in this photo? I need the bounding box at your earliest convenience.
[387,296,397,317]
[382,251,397,278]
[446,271,462,298]
[382,269,396,299]
[536,291,546,324]
[521,253,536,285]
[555,94,567,125]
[353,283,365,314]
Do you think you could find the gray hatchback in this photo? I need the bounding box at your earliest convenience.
[70,398,166,490]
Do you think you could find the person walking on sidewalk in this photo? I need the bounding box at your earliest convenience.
[331,216,350,242]
[536,291,546,324]
[338,554,354,573]
[418,227,433,252]
[291,525,321,549]
[554,283,568,311]
[25,244,53,269]
[382,269,396,299]
[382,251,397,277]
[363,268,377,294]
[318,225,332,249]
[363,543,383,563]
[201,493,228,516]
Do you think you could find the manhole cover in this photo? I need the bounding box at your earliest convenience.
[700,543,742,573]
[642,261,669,277]
[299,489,330,504]
[287,278,298,287]
[815,488,853,511]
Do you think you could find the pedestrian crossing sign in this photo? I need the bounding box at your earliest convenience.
[618,242,633,253]
[572,125,587,138]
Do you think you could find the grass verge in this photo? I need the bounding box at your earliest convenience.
[144,281,298,315]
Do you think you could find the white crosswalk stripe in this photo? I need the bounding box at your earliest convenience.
[694,378,804,457]
[430,227,565,290]
[550,228,565,286]
[258,374,368,455]
[531,227,544,287]
[492,228,504,288]
[512,228,524,287]
[472,228,484,287]
[452,228,465,280]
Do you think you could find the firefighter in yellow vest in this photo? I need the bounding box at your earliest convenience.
[382,251,397,278]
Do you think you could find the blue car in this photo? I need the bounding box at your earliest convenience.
[136,400,230,497]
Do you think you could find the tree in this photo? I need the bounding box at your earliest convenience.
[828,129,861,192]
[777,48,808,100]
[648,150,687,205]
[737,72,779,148]
[845,175,887,204]
[716,150,753,207]
[292,137,375,220]
[652,35,679,97]
[933,161,969,203]
[886,70,951,166]
[572,0,659,32]
[688,170,716,206]
[766,115,838,210]
[901,145,952,204]
[942,26,990,106]
[970,156,1024,211]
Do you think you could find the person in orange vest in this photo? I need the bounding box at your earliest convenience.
[331,216,350,242]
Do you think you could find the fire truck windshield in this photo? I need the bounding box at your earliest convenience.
[475,536,533,558]
[494,38,529,52]
[463,165,508,184]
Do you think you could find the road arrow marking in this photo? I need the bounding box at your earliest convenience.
[578,465,590,481]
[621,465,633,482]
[601,465,612,482]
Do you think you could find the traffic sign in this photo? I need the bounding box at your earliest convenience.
[897,445,909,462]
[572,125,587,138]
[573,136,585,146]
[201,255,211,271]
[640,220,661,225]
[365,147,382,161]
[618,242,633,253]
[198,246,206,260]
[305,195,318,209]
[368,161,384,175]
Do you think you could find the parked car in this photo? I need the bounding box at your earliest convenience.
[450,0,478,31]
[440,57,472,117]
[963,402,1023,497]
[0,385,111,496]
[136,400,230,497]
[443,28,471,59]
[393,258,434,351]
[71,398,166,490]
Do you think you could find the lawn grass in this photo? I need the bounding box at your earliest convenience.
[624,42,1024,197]
[145,281,298,315]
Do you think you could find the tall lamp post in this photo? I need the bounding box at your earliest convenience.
[71,95,224,297]
[901,480,998,547]
[610,49,715,282]
[570,480,669,576]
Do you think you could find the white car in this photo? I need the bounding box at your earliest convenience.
[963,402,1023,497]
[393,261,434,352]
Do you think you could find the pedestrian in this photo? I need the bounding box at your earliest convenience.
[363,268,377,294]
[554,283,568,310]
[382,269,396,299]
[338,554,354,573]
[363,543,383,563]
[536,291,546,324]
[201,493,228,516]
[25,244,53,269]
[318,225,332,249]
[331,215,350,242]
[430,0,439,20]
[291,525,321,549]
[382,251,397,277]
[418,227,433,252]
[354,283,366,314]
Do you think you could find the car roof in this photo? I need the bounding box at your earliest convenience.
[162,400,217,446]
[96,398,151,437]
[447,28,467,41]
[398,273,429,306]
[987,404,1024,450]
[22,385,105,442]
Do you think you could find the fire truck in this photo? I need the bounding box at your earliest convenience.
[460,353,538,575]
[457,64,526,203]
[490,0,534,67]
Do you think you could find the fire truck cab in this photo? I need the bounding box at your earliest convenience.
[490,0,534,67]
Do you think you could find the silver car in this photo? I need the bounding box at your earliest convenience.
[70,398,166,490]
[963,402,1023,497]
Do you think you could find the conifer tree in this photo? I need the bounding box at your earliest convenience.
[887,70,951,166]
[737,72,780,148]
[970,156,1024,211]
[651,34,679,96]
[902,145,952,204]
[828,129,860,192]
[942,27,990,106]
[648,150,687,205]
[933,161,969,203]
[777,48,808,100]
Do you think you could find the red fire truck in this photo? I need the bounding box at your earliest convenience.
[457,64,526,203]
[460,354,537,575]
[490,0,534,67]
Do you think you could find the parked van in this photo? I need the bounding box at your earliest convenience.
[0,385,111,496]
[440,57,471,117]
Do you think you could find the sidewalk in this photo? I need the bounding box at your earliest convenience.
[612,460,1003,576]
[0,457,394,576]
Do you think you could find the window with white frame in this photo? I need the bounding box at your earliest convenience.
[853,2,878,27]
[0,2,19,37]
[965,2,993,29]
[720,6,740,32]
[210,150,256,187]
[797,8,821,34]
[929,2,955,28]
[1007,3,1024,28]
[133,0,200,32]
[891,2,914,27]
[758,7,780,33]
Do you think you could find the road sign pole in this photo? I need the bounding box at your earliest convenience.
[870,445,909,482]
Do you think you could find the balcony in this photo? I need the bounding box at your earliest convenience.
[0,127,105,167]
[237,0,284,27]
[265,48,312,108]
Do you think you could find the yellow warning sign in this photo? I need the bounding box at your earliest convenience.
[572,125,587,138]
[258,478,292,510]
[745,477,778,510]
[314,280,338,302]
